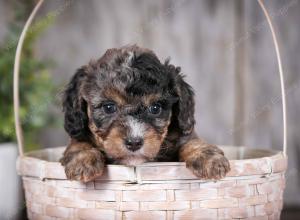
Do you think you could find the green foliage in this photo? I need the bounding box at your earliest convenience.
[0,1,57,151]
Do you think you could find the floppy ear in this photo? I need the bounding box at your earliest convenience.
[63,67,90,141]
[167,63,195,135]
[175,74,195,135]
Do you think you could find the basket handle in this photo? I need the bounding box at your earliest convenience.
[257,0,287,156]
[13,0,287,156]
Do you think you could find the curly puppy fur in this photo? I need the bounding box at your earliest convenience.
[60,45,230,182]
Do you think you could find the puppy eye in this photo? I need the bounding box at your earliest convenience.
[148,103,162,115]
[102,102,117,114]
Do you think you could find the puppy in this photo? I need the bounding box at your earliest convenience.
[60,45,230,182]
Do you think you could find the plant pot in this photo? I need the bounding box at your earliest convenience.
[0,143,23,219]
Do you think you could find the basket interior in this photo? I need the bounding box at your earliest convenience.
[25,145,279,163]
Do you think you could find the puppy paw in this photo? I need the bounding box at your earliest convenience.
[186,146,230,180]
[60,149,105,183]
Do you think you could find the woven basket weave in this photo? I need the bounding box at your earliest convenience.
[14,0,288,219]
[17,146,287,220]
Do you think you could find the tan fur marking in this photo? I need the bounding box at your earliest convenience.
[142,128,162,159]
[142,121,170,159]
[179,139,209,162]
[60,139,105,182]
[65,139,94,154]
[87,107,105,148]
[103,126,128,159]
[102,88,127,106]
[142,94,161,106]
[179,139,230,180]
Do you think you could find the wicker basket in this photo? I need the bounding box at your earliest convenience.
[17,146,287,219]
[14,0,288,219]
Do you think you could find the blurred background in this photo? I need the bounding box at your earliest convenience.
[0,0,299,219]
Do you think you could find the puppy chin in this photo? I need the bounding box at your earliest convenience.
[119,155,148,166]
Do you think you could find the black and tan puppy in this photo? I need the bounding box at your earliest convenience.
[60,45,230,182]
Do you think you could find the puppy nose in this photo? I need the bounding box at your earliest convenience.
[124,137,143,151]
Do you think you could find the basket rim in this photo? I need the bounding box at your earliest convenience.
[23,145,280,162]
[16,145,287,183]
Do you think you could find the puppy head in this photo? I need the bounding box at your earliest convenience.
[63,45,195,165]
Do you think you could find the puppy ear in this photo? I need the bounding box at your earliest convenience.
[167,63,195,135]
[175,74,195,135]
[63,67,90,141]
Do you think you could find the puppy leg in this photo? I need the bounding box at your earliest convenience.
[60,139,105,182]
[179,139,230,180]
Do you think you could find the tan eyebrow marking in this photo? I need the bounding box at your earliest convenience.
[102,87,127,106]
[142,94,161,106]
